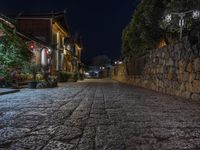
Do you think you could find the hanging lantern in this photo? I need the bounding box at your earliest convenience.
[28,41,35,51]
[41,48,48,66]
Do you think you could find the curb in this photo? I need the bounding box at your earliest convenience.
[0,89,20,96]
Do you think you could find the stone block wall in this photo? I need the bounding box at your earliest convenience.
[112,41,200,100]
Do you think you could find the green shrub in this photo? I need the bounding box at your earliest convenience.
[58,71,72,82]
[73,72,79,82]
[79,73,84,80]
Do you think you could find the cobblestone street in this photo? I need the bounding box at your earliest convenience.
[0,79,200,150]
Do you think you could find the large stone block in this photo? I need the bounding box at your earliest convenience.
[172,81,180,90]
[192,80,200,93]
[189,73,195,83]
[167,67,177,81]
[195,73,200,80]
[193,58,200,72]
[186,62,193,73]
[178,60,186,73]
[192,45,199,55]
[174,50,181,60]
[178,72,190,82]
[185,82,193,92]
[191,93,200,101]
[181,91,191,99]
[158,80,164,88]
[180,83,186,92]
[166,58,174,66]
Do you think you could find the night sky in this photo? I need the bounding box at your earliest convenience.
[0,0,138,63]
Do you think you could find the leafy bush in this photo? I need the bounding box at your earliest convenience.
[16,73,43,81]
[79,73,84,80]
[58,71,73,82]
[58,72,82,82]
[36,73,44,81]
[0,22,31,69]
[73,72,79,81]
[25,73,33,81]
[0,19,32,83]
[23,62,41,81]
[0,66,9,78]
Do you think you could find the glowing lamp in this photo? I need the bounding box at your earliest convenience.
[165,14,172,23]
[28,41,35,50]
[193,10,200,19]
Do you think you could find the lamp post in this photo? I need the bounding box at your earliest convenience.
[165,10,200,40]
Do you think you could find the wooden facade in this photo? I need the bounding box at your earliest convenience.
[15,11,82,75]
[17,19,51,43]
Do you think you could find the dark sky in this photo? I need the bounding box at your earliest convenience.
[0,0,138,63]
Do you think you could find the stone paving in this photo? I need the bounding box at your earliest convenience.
[0,79,200,150]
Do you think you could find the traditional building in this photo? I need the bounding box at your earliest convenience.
[15,11,82,75]
[0,14,51,68]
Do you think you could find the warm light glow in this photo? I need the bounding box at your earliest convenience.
[47,48,52,54]
[84,72,89,76]
[157,38,167,48]
[114,61,122,65]
[41,48,48,66]
[64,49,67,55]
[67,44,71,51]
[28,41,35,50]
[53,22,68,36]
[75,44,82,50]
[30,45,34,49]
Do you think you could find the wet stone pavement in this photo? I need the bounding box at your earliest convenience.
[0,79,200,150]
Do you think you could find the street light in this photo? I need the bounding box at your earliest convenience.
[193,10,200,19]
[114,61,123,65]
[165,10,200,40]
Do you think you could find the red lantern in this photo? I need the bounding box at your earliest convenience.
[45,48,48,56]
[28,41,35,50]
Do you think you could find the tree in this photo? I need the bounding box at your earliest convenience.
[0,22,31,70]
[122,0,167,60]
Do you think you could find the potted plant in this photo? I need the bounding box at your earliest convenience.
[25,62,40,89]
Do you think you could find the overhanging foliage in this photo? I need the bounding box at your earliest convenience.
[122,0,200,60]
[0,22,31,70]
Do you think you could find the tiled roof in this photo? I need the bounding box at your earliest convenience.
[16,11,70,34]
